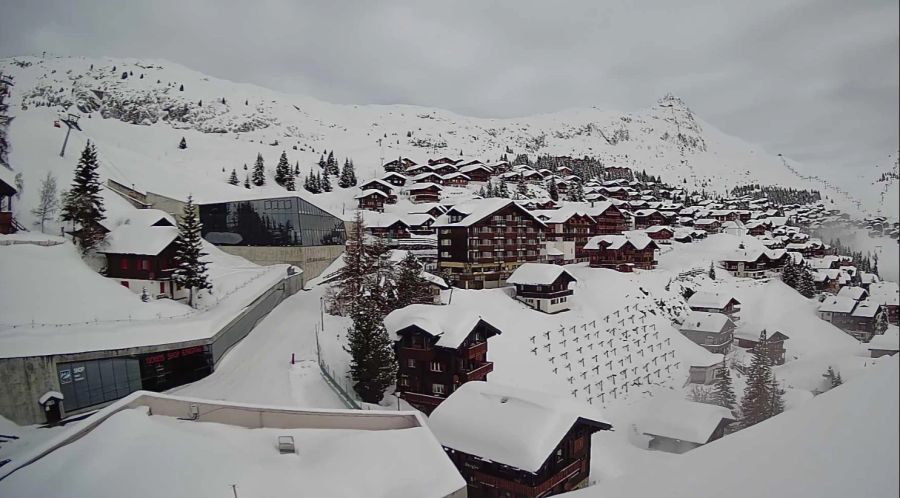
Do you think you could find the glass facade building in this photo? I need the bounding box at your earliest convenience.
[200,196,346,247]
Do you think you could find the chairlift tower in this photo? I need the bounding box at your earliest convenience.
[59,112,82,158]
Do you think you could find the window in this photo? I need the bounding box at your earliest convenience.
[407,359,416,369]
[141,259,151,271]
[159,282,166,294]
[430,361,443,372]
[432,383,445,395]
[441,251,451,258]
[399,375,409,387]
[119,259,129,270]
[440,239,452,246]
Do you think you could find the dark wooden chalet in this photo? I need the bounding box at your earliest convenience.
[381,172,408,187]
[584,234,658,271]
[429,157,461,167]
[507,263,576,313]
[734,328,788,365]
[588,202,627,235]
[435,199,546,289]
[645,226,674,244]
[687,292,741,318]
[358,178,396,197]
[385,306,502,415]
[459,164,493,182]
[0,167,20,234]
[440,172,471,187]
[98,224,184,300]
[534,209,595,262]
[433,164,459,176]
[429,381,612,498]
[383,157,417,172]
[409,183,443,204]
[633,209,666,229]
[355,190,389,212]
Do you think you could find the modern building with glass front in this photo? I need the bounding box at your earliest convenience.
[199,195,348,280]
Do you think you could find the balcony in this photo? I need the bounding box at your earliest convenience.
[463,361,494,381]
[400,391,445,407]
[516,288,574,299]
[399,347,435,361]
[466,341,487,360]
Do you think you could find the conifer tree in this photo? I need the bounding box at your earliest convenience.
[339,159,354,188]
[708,261,717,280]
[32,171,59,233]
[346,282,398,404]
[318,154,327,170]
[314,172,322,193]
[178,137,187,149]
[478,185,486,198]
[713,364,737,411]
[348,159,357,186]
[782,259,798,288]
[275,151,290,186]
[60,141,106,253]
[244,174,251,189]
[284,170,296,191]
[294,161,300,176]
[321,171,333,192]
[517,178,528,197]
[228,169,239,186]
[797,266,816,298]
[393,252,434,308]
[485,181,494,198]
[172,195,212,308]
[739,330,784,428]
[326,151,336,174]
[252,153,266,186]
[548,177,559,201]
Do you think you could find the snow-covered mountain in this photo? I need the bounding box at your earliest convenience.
[1,54,894,225]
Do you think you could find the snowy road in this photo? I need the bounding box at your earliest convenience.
[173,287,346,409]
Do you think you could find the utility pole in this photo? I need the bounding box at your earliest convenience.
[59,112,82,157]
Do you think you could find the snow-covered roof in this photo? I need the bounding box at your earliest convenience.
[694,218,718,226]
[678,311,734,334]
[818,296,857,314]
[645,225,674,234]
[433,199,543,228]
[354,189,389,199]
[420,271,449,289]
[384,304,498,348]
[869,281,899,306]
[0,391,466,498]
[836,286,867,301]
[868,332,899,352]
[118,209,176,228]
[0,165,17,192]
[440,172,471,180]
[38,390,64,404]
[458,163,492,174]
[584,231,657,251]
[851,300,880,318]
[637,398,733,444]
[408,182,443,191]
[428,381,611,472]
[98,225,179,256]
[532,207,595,224]
[562,359,899,498]
[688,292,740,310]
[507,263,576,286]
[358,178,395,191]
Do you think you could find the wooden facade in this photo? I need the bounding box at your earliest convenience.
[592,206,627,235]
[0,172,18,234]
[445,421,610,498]
[356,191,387,212]
[585,240,658,271]
[437,203,545,289]
[103,243,181,298]
[409,184,442,204]
[542,213,596,262]
[394,321,501,415]
[734,330,788,365]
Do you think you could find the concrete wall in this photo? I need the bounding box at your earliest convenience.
[145,191,189,224]
[217,244,344,282]
[0,272,304,426]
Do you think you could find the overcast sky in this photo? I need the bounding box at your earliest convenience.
[1,0,897,176]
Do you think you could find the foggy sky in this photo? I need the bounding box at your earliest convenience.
[1,0,897,176]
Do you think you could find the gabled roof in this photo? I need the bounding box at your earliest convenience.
[734,326,789,343]
[358,178,395,191]
[638,398,734,444]
[679,311,734,334]
[507,263,576,286]
[837,286,868,301]
[531,207,595,224]
[818,296,857,314]
[688,292,740,310]
[384,304,499,348]
[433,199,544,228]
[98,225,179,256]
[408,182,443,191]
[584,232,658,251]
[458,163,492,174]
[428,381,611,473]
[851,300,881,318]
[354,189,389,199]
[0,165,17,193]
[868,281,899,306]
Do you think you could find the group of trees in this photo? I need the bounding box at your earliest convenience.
[781,259,816,298]
[730,184,822,205]
[56,141,210,307]
[329,212,433,403]
[825,237,879,276]
[274,151,296,191]
[222,149,358,194]
[478,179,511,199]
[738,331,785,428]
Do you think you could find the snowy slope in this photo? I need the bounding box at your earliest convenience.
[1,54,891,227]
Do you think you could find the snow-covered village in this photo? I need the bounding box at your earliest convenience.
[0,3,898,497]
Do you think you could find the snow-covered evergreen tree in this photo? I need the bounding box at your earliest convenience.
[252,153,266,186]
[243,174,251,189]
[275,151,291,186]
[227,169,239,186]
[326,151,336,174]
[31,171,59,233]
[548,177,559,201]
[178,137,187,149]
[713,364,737,410]
[739,330,784,428]
[708,261,717,280]
[797,266,816,298]
[339,159,354,188]
[172,195,212,308]
[283,169,296,191]
[393,251,434,309]
[346,282,398,404]
[60,141,106,253]
[782,259,798,288]
[321,172,332,192]
[318,154,326,170]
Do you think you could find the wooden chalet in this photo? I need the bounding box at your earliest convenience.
[459,163,493,182]
[382,157,417,172]
[639,399,734,454]
[385,305,502,414]
[687,292,741,319]
[645,226,674,244]
[98,218,187,301]
[406,164,437,175]
[678,311,735,354]
[429,381,612,498]
[599,186,631,201]
[408,183,443,204]
[587,202,627,235]
[693,219,721,233]
[358,179,397,199]
[432,163,459,176]
[507,263,576,314]
[633,209,666,229]
[720,248,784,279]
[381,172,408,187]
[734,328,788,365]
[867,334,899,358]
[603,166,633,179]
[869,282,899,325]
[0,166,20,234]
[534,208,596,262]
[355,189,389,212]
[428,157,461,167]
[584,233,658,271]
[435,199,546,289]
[440,172,471,187]
[411,171,443,185]
[847,300,885,342]
[365,214,410,242]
